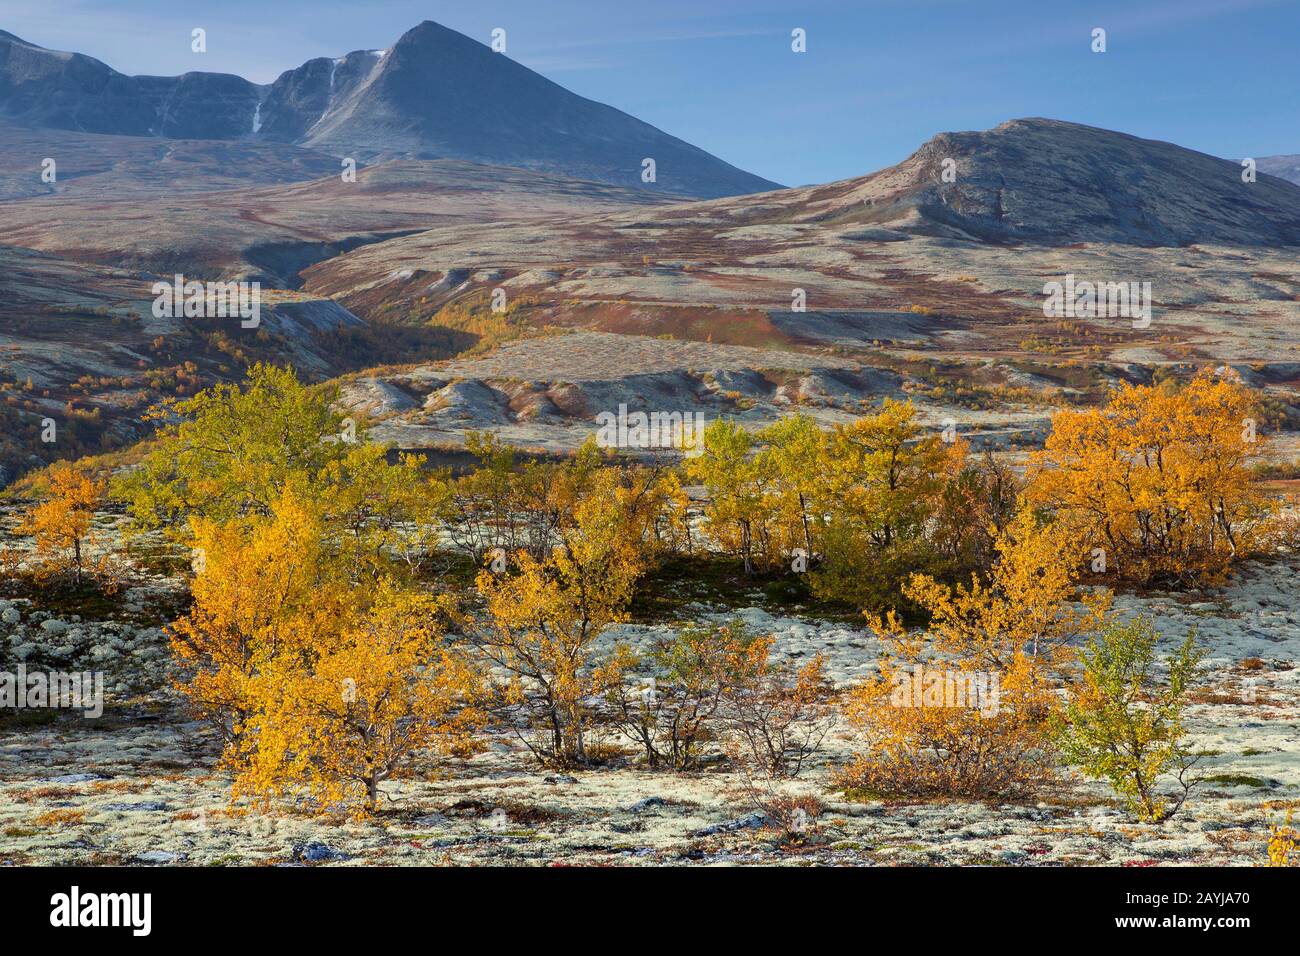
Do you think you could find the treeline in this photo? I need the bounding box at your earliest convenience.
[8,364,1285,829]
[687,369,1273,599]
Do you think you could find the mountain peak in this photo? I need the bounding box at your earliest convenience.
[396,19,480,44]
[0,20,777,197]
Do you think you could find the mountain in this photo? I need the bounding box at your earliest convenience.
[779,118,1300,247]
[305,117,1300,318]
[0,22,779,198]
[261,21,780,197]
[1258,154,1300,185]
[0,29,261,138]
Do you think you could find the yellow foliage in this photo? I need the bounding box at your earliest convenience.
[16,460,106,585]
[844,509,1107,797]
[890,508,1111,673]
[1028,369,1273,585]
[448,433,686,568]
[686,402,984,601]
[472,468,650,767]
[170,487,353,750]
[841,653,1055,798]
[237,586,485,813]
[1269,806,1297,866]
[170,487,480,813]
[318,442,448,579]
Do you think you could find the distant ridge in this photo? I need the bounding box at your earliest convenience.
[746,118,1300,246]
[1258,155,1300,186]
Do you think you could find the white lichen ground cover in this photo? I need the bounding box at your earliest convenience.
[1,556,1296,867]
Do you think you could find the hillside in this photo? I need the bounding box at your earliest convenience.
[298,119,1300,457]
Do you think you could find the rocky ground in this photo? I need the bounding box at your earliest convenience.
[2,521,1296,867]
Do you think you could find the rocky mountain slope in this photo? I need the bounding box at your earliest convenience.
[0,121,342,201]
[852,118,1300,246]
[0,246,369,483]
[304,117,1300,348]
[307,119,1300,315]
[0,22,778,198]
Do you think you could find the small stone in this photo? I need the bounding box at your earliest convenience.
[293,842,348,863]
[693,812,766,837]
[137,850,181,864]
[628,797,668,813]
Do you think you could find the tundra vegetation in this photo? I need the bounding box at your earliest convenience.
[2,363,1283,836]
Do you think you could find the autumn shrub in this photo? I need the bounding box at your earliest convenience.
[169,487,350,750]
[929,452,1021,578]
[841,655,1056,798]
[686,419,776,574]
[752,414,827,566]
[720,635,836,779]
[117,364,459,583]
[33,808,85,827]
[1268,805,1297,866]
[1263,496,1300,555]
[745,785,825,841]
[899,508,1111,674]
[809,400,961,609]
[687,403,1008,611]
[442,430,575,564]
[1052,616,1204,822]
[603,620,760,770]
[470,468,650,767]
[445,432,688,568]
[841,510,1108,798]
[317,442,449,579]
[15,460,114,588]
[1028,370,1275,586]
[236,586,486,812]
[170,488,483,814]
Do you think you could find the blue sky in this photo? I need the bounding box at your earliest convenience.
[4,0,1297,186]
